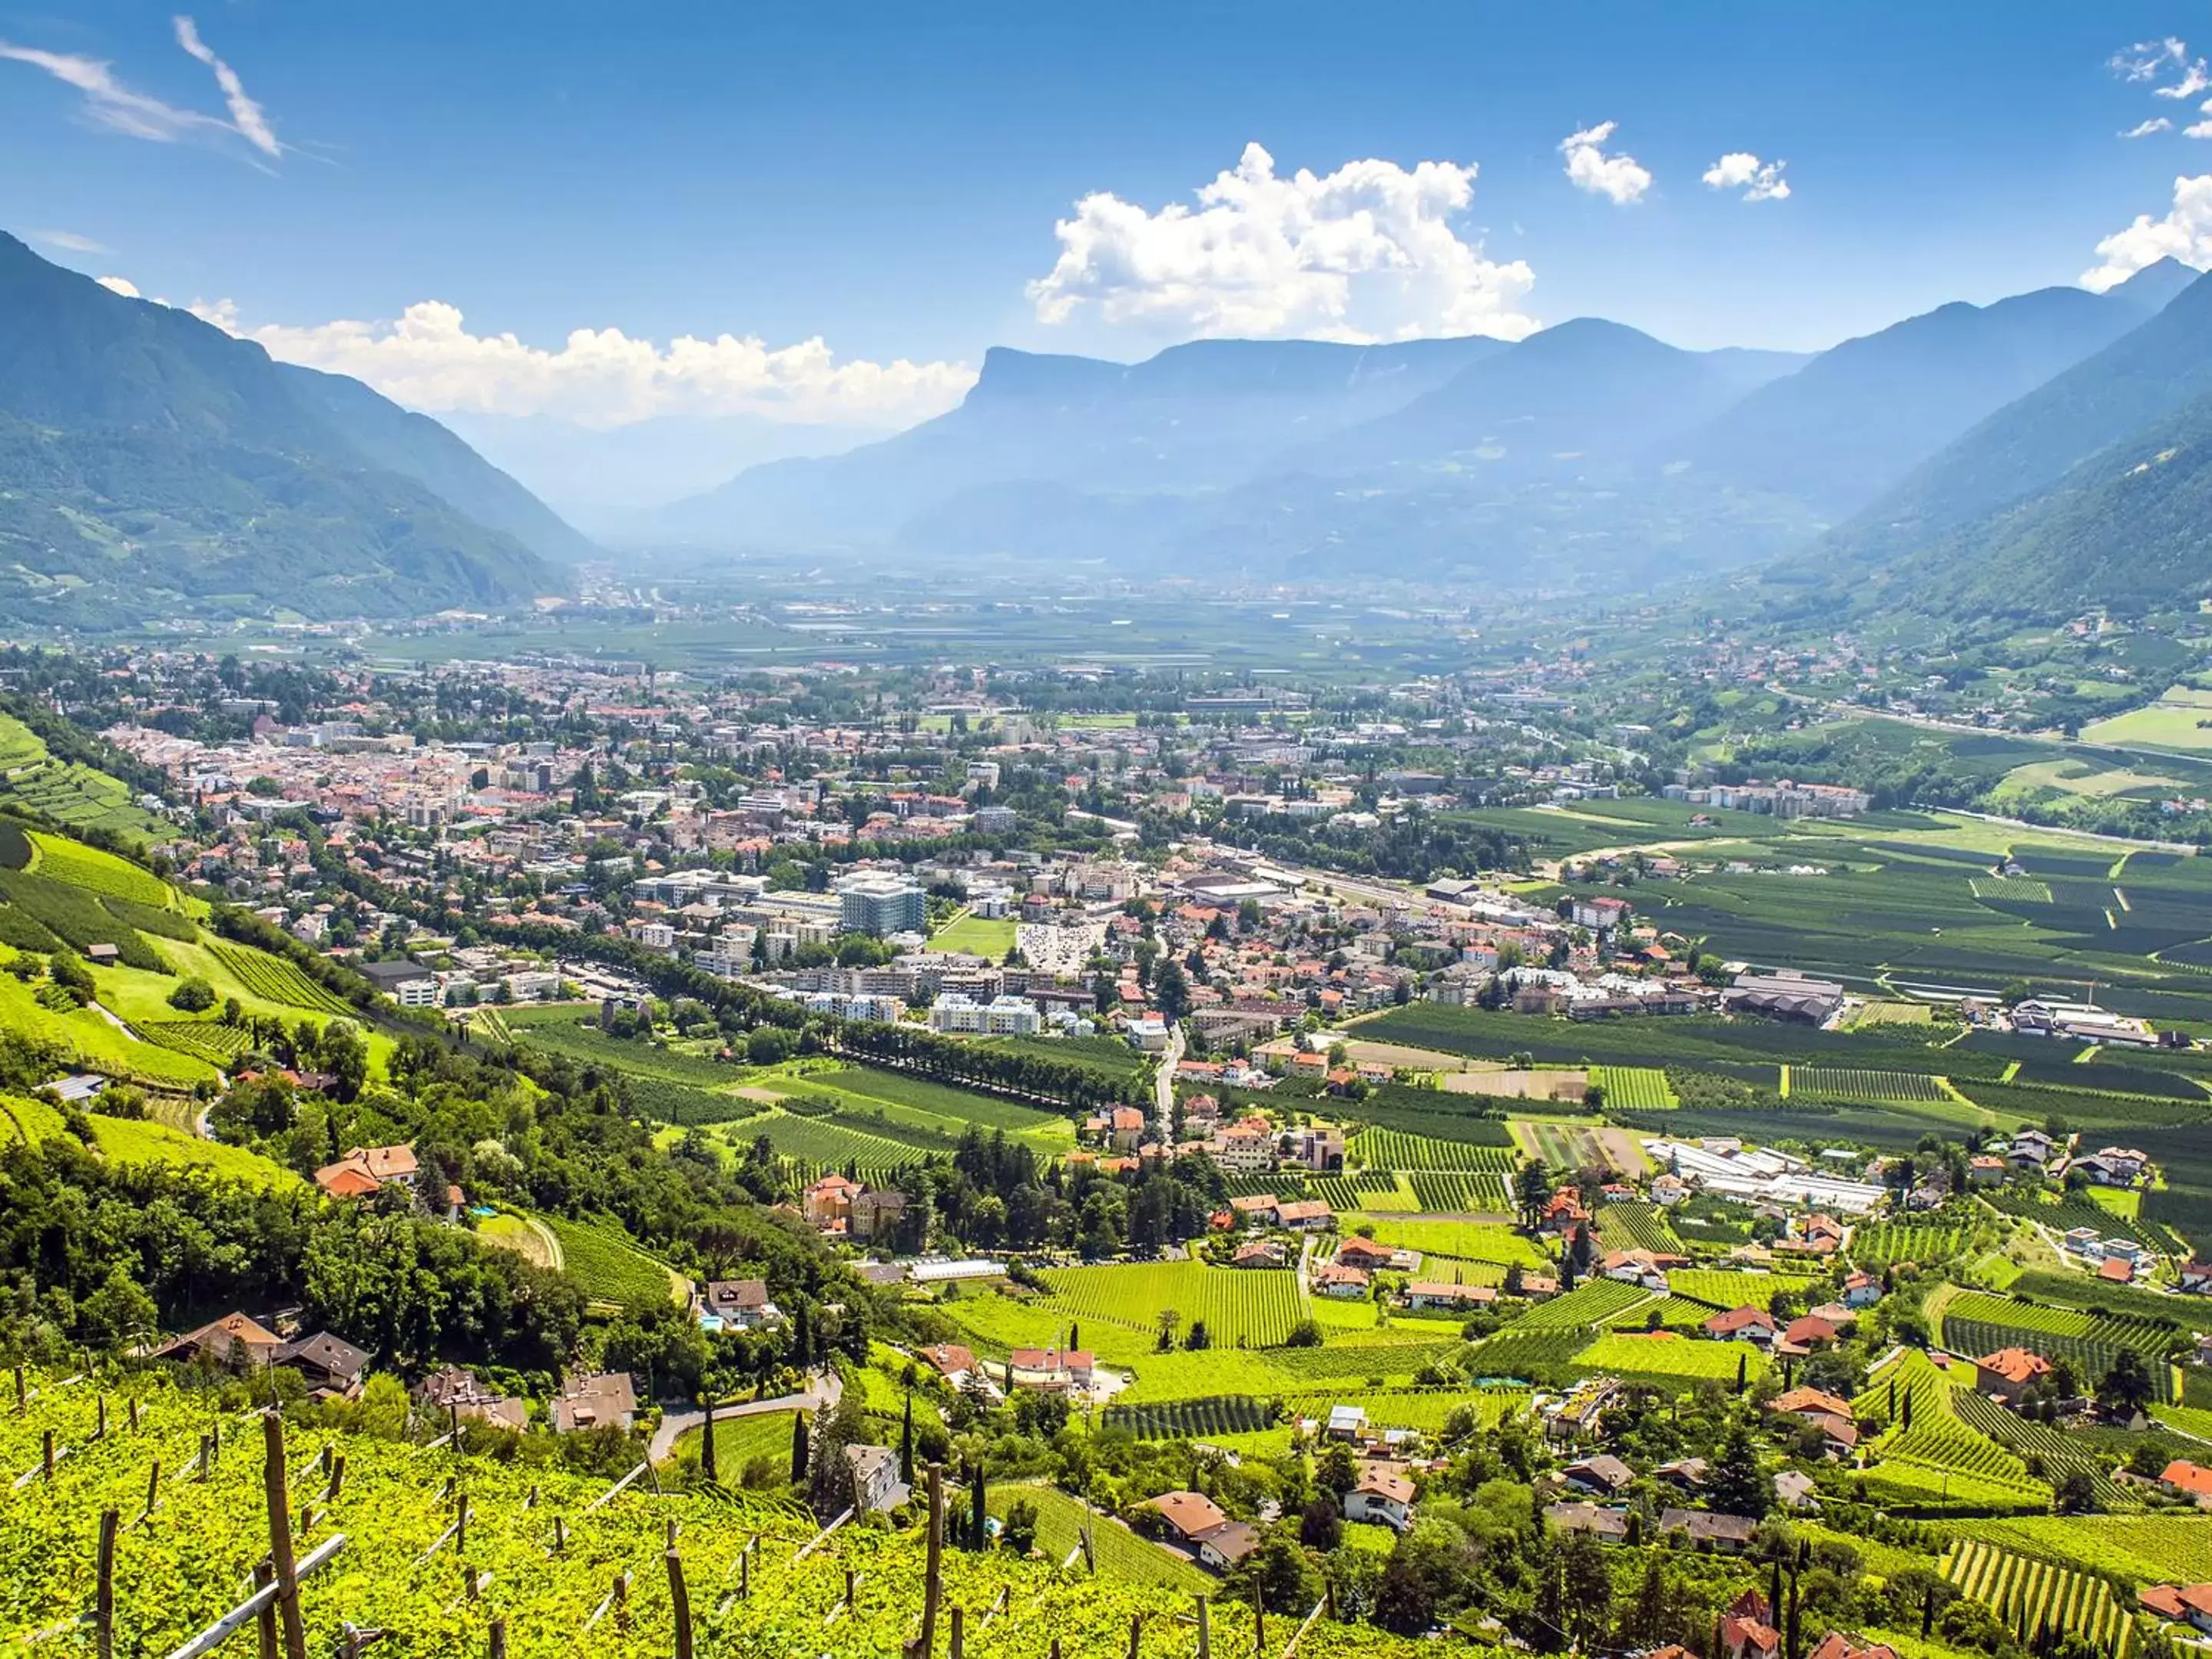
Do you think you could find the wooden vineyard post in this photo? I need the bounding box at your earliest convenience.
[1254,1586,1266,1657]
[455,1494,469,1561]
[144,1459,161,1519]
[127,1396,139,1434]
[701,1396,717,1484]
[200,1432,214,1482]
[43,1428,55,1479]
[326,1454,346,1501]
[950,1606,965,1659]
[1196,1595,1210,1659]
[261,1414,309,1659]
[612,1571,630,1634]
[1128,1612,1142,1659]
[487,1618,506,1659]
[844,1568,856,1611]
[253,1562,276,1659]
[94,1508,118,1659]
[13,1365,23,1412]
[920,1462,944,1657]
[667,1548,693,1659]
[96,1396,108,1440]
[738,1546,749,1600]
[552,1515,567,1555]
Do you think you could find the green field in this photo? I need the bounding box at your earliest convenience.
[87,1113,302,1188]
[988,1483,1212,1592]
[2081,685,2212,753]
[0,711,167,843]
[931,911,1017,958]
[1348,1218,1550,1268]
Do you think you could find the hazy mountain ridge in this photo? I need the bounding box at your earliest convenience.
[0,233,588,626]
[661,266,2201,596]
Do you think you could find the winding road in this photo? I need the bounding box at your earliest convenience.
[647,1366,843,1463]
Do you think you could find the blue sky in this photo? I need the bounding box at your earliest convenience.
[6,2,2212,503]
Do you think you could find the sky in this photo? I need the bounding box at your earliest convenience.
[9,1,2212,509]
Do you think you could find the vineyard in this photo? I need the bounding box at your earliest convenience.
[1938,1293,2179,1403]
[137,1018,255,1065]
[1863,1350,2053,1513]
[1349,1128,1517,1174]
[1460,1326,1593,1382]
[1100,1396,1277,1439]
[1348,1219,1551,1268]
[1569,1331,1767,1386]
[1968,1516,2212,1588]
[1978,1192,2181,1257]
[27,832,174,908]
[1508,1278,1653,1327]
[1852,1214,1979,1269]
[1594,1203,1682,1254]
[1038,1260,1303,1349]
[1588,1067,1676,1109]
[1942,1540,2138,1657]
[539,1216,686,1312]
[1789,1068,1952,1104]
[208,943,355,1015]
[1403,1172,1512,1213]
[0,1371,1423,1659]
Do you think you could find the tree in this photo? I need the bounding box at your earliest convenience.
[1560,1528,1614,1649]
[1002,1497,1038,1555]
[2051,1468,2098,1515]
[899,1392,915,1485]
[2098,1349,2154,1419]
[790,1410,810,1483]
[1300,1495,1342,1550]
[168,976,216,1012]
[1153,959,1192,1022]
[1318,1442,1358,1498]
[1709,1417,1767,1518]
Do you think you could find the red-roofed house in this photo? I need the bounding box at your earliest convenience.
[1974,1347,2053,1403]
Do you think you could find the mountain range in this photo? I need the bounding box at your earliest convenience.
[11,218,2212,628]
[0,233,590,628]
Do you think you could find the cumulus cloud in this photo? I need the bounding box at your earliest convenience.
[1025,141,1538,343]
[97,276,141,297]
[0,18,278,162]
[2124,117,2176,138]
[1700,152,1790,201]
[1558,121,1652,205]
[184,296,974,429]
[2081,173,2212,290]
[171,16,279,159]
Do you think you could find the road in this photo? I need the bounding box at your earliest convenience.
[1154,1021,1184,1130]
[648,1366,842,1463]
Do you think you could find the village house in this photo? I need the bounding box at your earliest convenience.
[1313,1263,1372,1300]
[1560,1455,1635,1497]
[313,1142,421,1200]
[1659,1508,1758,1551]
[698,1278,782,1331]
[551,1371,637,1434]
[1403,1282,1497,1313]
[1703,1306,1777,1344]
[1007,1348,1094,1392]
[1343,1467,1418,1531]
[154,1311,286,1369]
[845,1443,906,1514]
[1974,1347,2053,1404]
[272,1332,374,1401]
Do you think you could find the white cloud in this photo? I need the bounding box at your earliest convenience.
[2111,37,2211,101]
[97,276,141,297]
[2124,117,2176,138]
[1700,152,1790,201]
[34,229,111,253]
[2081,173,2212,289]
[2190,120,2212,139]
[171,15,280,159]
[1559,121,1652,205]
[184,296,975,429]
[0,20,277,162]
[1025,141,1538,343]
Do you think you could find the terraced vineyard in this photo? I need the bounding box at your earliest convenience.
[1571,1330,1767,1386]
[1943,1539,2137,1657]
[1101,1395,1277,1439]
[1509,1277,1652,1326]
[207,942,354,1014]
[1948,1389,2131,1512]
[1969,1515,2212,1587]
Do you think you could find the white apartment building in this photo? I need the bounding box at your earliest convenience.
[927,993,1043,1036]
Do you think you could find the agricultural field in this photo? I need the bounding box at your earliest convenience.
[1403,1171,1512,1212]
[0,963,218,1088]
[0,710,166,842]
[26,832,174,907]
[986,1483,1213,1593]
[1507,1278,1654,1327]
[1787,1068,1952,1104]
[475,1211,559,1270]
[85,1114,301,1188]
[2080,684,2212,753]
[1667,1269,1806,1309]
[1511,1118,1650,1174]
[540,1215,687,1312]
[688,1407,800,1485]
[1851,1213,1982,1269]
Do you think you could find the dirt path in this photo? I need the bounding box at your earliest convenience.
[649,1367,843,1463]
